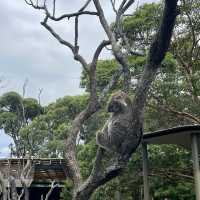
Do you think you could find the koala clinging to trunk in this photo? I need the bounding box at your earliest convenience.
[96,91,142,158]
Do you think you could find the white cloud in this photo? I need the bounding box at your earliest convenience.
[0,0,159,152]
[0,147,10,158]
[0,130,12,158]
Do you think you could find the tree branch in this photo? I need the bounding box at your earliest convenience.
[65,66,123,190]
[24,1,178,199]
[44,181,59,200]
[0,171,7,200]
[148,103,200,124]
[93,0,131,92]
[75,0,178,198]
[40,17,89,73]
[133,0,178,113]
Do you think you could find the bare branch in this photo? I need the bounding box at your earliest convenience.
[93,0,131,92]
[44,180,59,200]
[79,0,92,12]
[53,0,56,17]
[110,0,117,14]
[75,1,178,198]
[118,0,128,11]
[121,0,135,14]
[89,40,111,98]
[74,16,79,54]
[25,0,96,21]
[148,103,200,124]
[48,11,98,21]
[24,0,44,9]
[20,158,32,186]
[22,78,29,98]
[18,189,24,200]
[40,18,89,73]
[0,171,7,200]
[38,88,43,105]
[133,0,178,113]
[24,0,32,6]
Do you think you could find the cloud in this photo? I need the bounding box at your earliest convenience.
[0,0,159,152]
[0,147,10,158]
[0,130,12,158]
[0,0,159,104]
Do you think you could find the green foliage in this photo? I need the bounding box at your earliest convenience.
[23,98,43,120]
[80,59,118,92]
[0,112,19,135]
[153,181,195,200]
[77,139,97,179]
[123,3,161,51]
[19,115,49,155]
[0,91,23,113]
[18,95,88,157]
[60,179,73,200]
[0,91,42,156]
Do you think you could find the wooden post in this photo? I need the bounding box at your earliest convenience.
[191,133,200,200]
[142,142,150,200]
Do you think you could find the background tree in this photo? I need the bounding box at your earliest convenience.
[0,91,43,157]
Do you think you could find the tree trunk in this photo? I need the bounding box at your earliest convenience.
[114,190,121,200]
[24,187,29,200]
[0,172,7,200]
[9,176,17,200]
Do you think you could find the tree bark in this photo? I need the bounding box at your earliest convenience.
[23,0,179,199]
[74,0,178,199]
[0,172,7,200]
[9,176,18,200]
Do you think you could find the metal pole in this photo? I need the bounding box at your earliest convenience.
[142,142,150,200]
[191,133,200,200]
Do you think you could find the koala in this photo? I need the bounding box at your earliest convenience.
[96,91,142,158]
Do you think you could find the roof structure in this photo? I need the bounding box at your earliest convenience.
[143,125,200,149]
[142,125,200,200]
[0,158,68,187]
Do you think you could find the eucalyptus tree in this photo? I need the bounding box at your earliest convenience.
[0,91,43,157]
[24,0,178,199]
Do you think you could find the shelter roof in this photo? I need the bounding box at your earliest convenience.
[143,125,200,148]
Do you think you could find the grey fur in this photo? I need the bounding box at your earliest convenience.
[96,91,142,157]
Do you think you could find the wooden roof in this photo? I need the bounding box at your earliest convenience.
[0,158,68,187]
[143,125,200,149]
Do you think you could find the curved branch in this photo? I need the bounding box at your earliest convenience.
[89,40,111,100]
[75,148,123,200]
[41,18,89,73]
[93,0,131,92]
[47,11,98,21]
[45,181,59,200]
[65,67,123,189]
[133,0,179,113]
[148,103,200,124]
[75,0,179,199]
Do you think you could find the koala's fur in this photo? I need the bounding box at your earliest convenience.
[96,91,142,158]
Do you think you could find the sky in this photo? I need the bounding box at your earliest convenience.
[0,0,157,158]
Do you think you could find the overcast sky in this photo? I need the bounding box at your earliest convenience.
[0,0,157,157]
